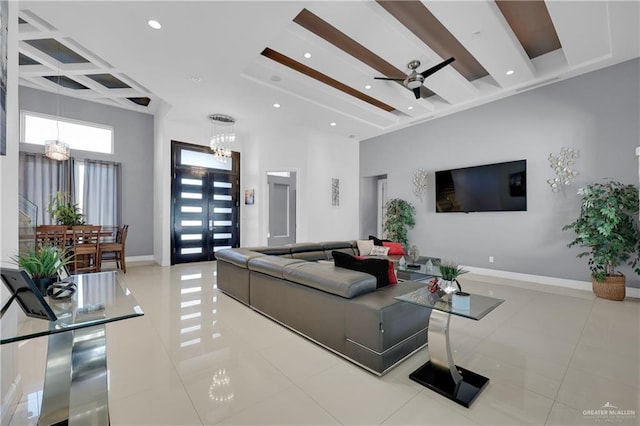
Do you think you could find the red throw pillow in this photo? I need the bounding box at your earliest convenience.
[388,261,397,285]
[382,241,405,255]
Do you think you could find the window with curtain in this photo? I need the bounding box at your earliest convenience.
[19,152,73,225]
[19,153,121,226]
[78,159,121,226]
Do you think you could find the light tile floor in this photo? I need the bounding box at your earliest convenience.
[8,262,640,425]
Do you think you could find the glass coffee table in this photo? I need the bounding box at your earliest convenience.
[1,271,144,425]
[396,286,504,407]
[396,261,441,282]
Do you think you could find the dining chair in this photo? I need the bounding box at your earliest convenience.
[69,225,101,274]
[35,225,69,249]
[99,225,128,273]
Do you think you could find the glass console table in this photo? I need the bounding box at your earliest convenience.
[0,271,144,425]
[396,287,503,407]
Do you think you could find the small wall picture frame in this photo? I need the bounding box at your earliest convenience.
[331,178,340,206]
[244,189,255,205]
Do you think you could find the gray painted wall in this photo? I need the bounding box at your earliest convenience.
[360,59,640,287]
[19,86,154,257]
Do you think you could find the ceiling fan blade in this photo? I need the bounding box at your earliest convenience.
[420,57,455,79]
[412,87,421,99]
[374,77,405,81]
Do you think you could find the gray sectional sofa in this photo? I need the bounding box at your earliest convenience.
[215,241,431,375]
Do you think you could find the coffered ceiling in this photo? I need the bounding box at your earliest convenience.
[16,1,640,141]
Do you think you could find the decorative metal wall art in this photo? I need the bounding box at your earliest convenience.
[331,178,340,206]
[412,168,428,200]
[547,147,579,192]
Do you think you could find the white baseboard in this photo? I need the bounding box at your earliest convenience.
[125,255,155,263]
[464,266,640,299]
[1,373,21,426]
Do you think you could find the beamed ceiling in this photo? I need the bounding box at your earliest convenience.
[17,1,640,141]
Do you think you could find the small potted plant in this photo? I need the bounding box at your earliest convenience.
[47,192,85,226]
[383,198,416,248]
[437,259,467,294]
[563,180,640,300]
[12,245,71,296]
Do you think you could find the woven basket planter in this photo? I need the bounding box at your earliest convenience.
[592,273,626,301]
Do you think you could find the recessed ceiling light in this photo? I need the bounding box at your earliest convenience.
[273,103,281,108]
[364,84,371,90]
[147,19,162,29]
[506,70,515,76]
[304,52,312,59]
[330,122,337,126]
[189,76,202,83]
[407,106,413,110]
[270,75,282,82]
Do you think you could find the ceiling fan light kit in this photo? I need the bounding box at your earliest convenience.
[374,57,455,99]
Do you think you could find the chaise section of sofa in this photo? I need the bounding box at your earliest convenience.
[215,241,431,375]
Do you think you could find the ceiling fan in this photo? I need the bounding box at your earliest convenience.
[374,57,455,99]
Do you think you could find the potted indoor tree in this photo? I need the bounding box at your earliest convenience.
[383,198,416,248]
[563,180,640,300]
[47,192,85,226]
[12,245,71,296]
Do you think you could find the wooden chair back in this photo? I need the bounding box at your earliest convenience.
[70,225,101,273]
[35,225,69,249]
[100,224,128,273]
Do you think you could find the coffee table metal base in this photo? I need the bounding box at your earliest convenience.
[409,361,490,408]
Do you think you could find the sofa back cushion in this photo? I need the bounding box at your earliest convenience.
[282,262,376,299]
[289,243,327,261]
[332,251,396,288]
[323,241,357,257]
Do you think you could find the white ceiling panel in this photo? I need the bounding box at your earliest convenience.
[546,0,612,66]
[16,0,640,141]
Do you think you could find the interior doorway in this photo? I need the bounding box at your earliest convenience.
[267,171,296,246]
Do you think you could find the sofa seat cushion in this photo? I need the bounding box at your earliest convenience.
[333,251,394,288]
[282,262,376,299]
[248,256,305,278]
[216,248,266,268]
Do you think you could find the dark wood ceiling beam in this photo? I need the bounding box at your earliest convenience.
[376,0,488,81]
[293,8,435,98]
[495,0,561,59]
[261,47,396,113]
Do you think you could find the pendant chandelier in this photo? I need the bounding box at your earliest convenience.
[45,44,70,161]
[45,139,70,161]
[209,114,235,161]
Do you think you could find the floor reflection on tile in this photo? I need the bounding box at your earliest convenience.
[8,262,640,425]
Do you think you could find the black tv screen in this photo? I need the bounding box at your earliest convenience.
[435,160,527,213]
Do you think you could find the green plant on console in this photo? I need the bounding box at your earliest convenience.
[562,180,640,282]
[12,244,71,279]
[47,192,85,226]
[383,198,415,247]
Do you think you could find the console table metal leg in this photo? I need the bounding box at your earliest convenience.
[38,324,110,426]
[409,309,490,407]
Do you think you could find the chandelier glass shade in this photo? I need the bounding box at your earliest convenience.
[209,114,235,161]
[44,139,70,161]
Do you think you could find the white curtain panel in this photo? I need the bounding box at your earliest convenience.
[82,159,121,226]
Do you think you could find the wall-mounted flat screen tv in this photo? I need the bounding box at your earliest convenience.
[435,160,527,213]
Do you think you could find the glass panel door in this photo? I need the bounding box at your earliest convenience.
[209,174,239,253]
[173,169,209,263]
[171,141,240,265]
